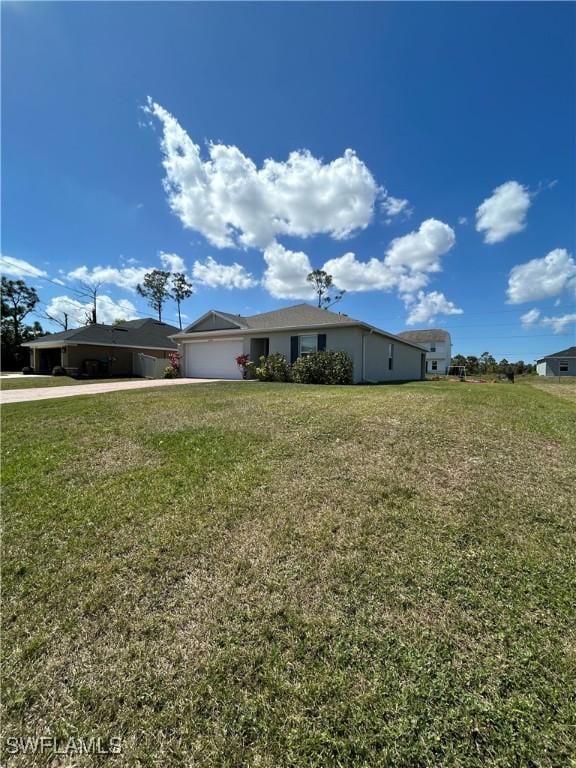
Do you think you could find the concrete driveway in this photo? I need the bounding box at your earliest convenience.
[0,377,223,404]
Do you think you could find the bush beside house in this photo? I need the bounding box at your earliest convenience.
[250,350,353,385]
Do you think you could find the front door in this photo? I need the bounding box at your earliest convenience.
[250,338,270,362]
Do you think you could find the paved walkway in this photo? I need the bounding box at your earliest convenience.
[0,377,222,405]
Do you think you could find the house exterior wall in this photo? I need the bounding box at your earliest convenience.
[363,333,424,382]
[417,339,452,374]
[537,358,576,376]
[254,327,365,381]
[240,327,423,383]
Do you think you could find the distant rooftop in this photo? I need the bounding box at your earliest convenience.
[23,318,179,350]
[397,329,451,343]
[537,346,576,362]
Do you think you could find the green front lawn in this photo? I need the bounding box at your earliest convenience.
[0,376,143,390]
[2,380,575,766]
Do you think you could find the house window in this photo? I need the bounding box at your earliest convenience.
[299,335,317,357]
[431,360,438,371]
[388,343,394,370]
[430,343,436,352]
[559,360,569,372]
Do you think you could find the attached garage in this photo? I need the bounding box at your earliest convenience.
[184,339,243,379]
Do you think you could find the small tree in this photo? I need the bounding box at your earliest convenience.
[1,278,42,369]
[170,272,194,330]
[307,270,345,310]
[137,270,171,322]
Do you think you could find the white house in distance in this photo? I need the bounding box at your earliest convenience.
[397,329,452,374]
[173,304,427,383]
[536,346,576,377]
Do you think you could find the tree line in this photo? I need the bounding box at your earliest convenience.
[451,353,535,376]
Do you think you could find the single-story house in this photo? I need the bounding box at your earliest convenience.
[173,304,426,382]
[397,328,452,374]
[536,346,576,377]
[23,318,179,376]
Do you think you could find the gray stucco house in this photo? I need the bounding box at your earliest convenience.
[397,329,452,374]
[536,346,576,377]
[23,318,179,376]
[173,304,426,382]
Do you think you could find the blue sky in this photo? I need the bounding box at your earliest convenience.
[2,1,574,361]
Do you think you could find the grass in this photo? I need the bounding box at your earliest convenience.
[0,376,142,390]
[2,379,575,766]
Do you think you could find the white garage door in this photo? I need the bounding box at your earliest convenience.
[184,340,243,379]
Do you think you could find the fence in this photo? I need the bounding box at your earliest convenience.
[133,353,167,379]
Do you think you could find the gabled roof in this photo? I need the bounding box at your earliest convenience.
[23,318,179,350]
[182,304,363,334]
[397,329,451,343]
[177,303,426,350]
[537,346,576,362]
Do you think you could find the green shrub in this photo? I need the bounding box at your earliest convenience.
[21,366,34,375]
[291,350,353,385]
[164,365,177,379]
[255,353,291,382]
[52,366,66,377]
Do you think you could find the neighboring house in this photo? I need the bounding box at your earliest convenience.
[173,303,426,382]
[23,318,179,376]
[397,329,452,374]
[536,346,576,377]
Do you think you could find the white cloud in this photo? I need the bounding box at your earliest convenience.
[385,218,456,274]
[507,248,576,303]
[323,252,400,292]
[159,251,187,273]
[146,99,379,249]
[458,216,468,226]
[475,180,531,244]
[261,242,314,300]
[540,313,576,334]
[192,256,257,290]
[67,265,150,291]
[258,219,458,324]
[0,254,47,279]
[521,308,541,327]
[405,291,463,326]
[46,294,138,327]
[381,194,412,223]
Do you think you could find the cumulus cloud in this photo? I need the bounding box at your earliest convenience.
[67,265,150,291]
[192,256,257,290]
[520,308,541,327]
[261,242,314,300]
[159,251,187,273]
[323,252,400,292]
[540,313,576,334]
[476,180,531,244]
[0,254,47,279]
[405,291,463,326]
[381,194,412,223]
[324,219,455,296]
[385,219,456,274]
[46,294,138,327]
[146,99,380,249]
[507,248,576,303]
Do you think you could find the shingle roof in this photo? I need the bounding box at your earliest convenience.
[24,318,179,350]
[242,304,359,330]
[537,346,576,361]
[397,329,451,342]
